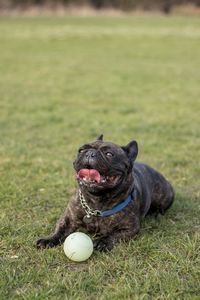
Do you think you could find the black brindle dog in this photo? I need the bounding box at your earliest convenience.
[37,135,174,251]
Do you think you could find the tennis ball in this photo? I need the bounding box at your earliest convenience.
[63,232,93,262]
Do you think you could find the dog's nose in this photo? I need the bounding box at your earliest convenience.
[85,150,96,159]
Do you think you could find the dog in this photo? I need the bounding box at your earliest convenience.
[36,135,174,251]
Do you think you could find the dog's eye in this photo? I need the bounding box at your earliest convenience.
[106,152,113,157]
[79,148,85,154]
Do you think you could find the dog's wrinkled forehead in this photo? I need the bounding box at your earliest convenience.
[77,137,138,163]
[79,140,126,156]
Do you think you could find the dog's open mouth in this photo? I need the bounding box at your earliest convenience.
[77,169,120,187]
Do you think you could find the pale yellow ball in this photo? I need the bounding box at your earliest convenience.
[63,232,93,262]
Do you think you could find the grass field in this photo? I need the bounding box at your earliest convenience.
[0,15,200,299]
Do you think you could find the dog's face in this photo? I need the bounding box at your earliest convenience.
[73,135,138,194]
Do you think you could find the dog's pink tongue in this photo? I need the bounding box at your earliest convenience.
[78,169,101,183]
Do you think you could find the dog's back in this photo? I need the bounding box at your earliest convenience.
[133,162,174,217]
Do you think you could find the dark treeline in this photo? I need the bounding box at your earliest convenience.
[1,0,200,13]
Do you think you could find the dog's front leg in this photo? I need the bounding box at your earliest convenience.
[36,207,79,249]
[93,217,140,252]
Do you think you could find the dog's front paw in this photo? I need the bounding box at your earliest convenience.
[36,237,59,249]
[93,237,113,252]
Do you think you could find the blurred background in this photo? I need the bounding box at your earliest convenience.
[1,0,200,15]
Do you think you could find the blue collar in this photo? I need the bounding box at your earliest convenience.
[98,192,134,217]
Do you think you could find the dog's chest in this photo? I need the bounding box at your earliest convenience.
[81,215,116,235]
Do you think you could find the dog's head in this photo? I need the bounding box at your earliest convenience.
[73,135,138,195]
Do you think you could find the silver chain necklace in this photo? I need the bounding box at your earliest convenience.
[79,190,101,223]
[79,189,134,224]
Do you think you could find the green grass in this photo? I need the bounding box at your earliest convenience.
[0,15,200,300]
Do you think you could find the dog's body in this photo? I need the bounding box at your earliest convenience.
[37,136,174,251]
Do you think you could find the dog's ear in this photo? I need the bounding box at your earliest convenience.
[122,140,138,161]
[96,134,103,141]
